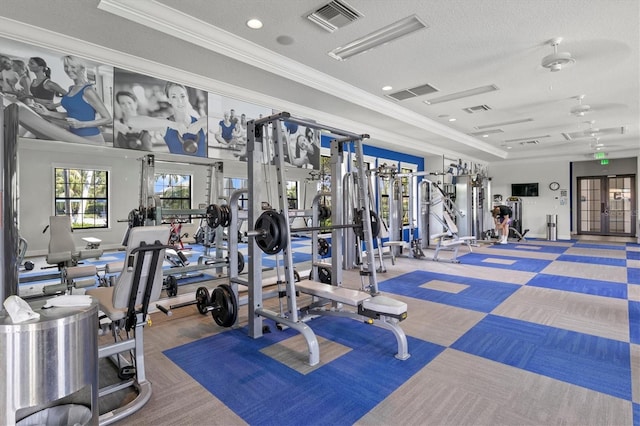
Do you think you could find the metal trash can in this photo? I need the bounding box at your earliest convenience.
[17,404,92,426]
[546,214,557,241]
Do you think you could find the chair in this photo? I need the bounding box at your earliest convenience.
[86,225,170,426]
[45,215,103,268]
[430,211,476,263]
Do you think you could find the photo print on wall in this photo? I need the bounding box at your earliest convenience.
[113,68,208,157]
[207,92,271,162]
[0,36,114,146]
[278,118,321,170]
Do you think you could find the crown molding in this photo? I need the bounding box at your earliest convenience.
[97,0,506,159]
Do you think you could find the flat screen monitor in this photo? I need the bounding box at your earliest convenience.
[511,183,539,197]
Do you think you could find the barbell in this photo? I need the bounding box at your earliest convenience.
[248,209,381,255]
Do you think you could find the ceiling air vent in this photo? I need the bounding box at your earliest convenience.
[520,140,540,145]
[470,129,503,137]
[307,1,362,33]
[463,105,492,114]
[387,83,439,101]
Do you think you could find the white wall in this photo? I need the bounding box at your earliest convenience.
[18,138,322,256]
[488,158,571,239]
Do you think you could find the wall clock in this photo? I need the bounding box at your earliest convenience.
[549,182,560,191]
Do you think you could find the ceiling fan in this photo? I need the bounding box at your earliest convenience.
[570,95,591,117]
[561,120,627,140]
[541,37,576,72]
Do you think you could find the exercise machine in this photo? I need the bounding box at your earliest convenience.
[245,112,409,366]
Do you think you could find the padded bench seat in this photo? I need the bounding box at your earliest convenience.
[296,280,371,306]
[296,281,407,317]
[362,295,407,316]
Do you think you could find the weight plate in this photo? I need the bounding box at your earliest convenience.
[317,237,330,256]
[211,284,237,327]
[237,251,245,273]
[370,211,381,238]
[166,275,178,297]
[255,210,287,254]
[206,204,222,229]
[220,204,231,228]
[318,266,331,284]
[293,269,301,282]
[195,286,210,315]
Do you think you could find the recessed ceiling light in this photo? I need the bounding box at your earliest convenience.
[448,118,457,122]
[246,18,263,29]
[382,86,393,91]
[482,134,489,138]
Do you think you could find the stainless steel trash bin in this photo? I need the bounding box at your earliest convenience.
[546,214,557,241]
[1,299,99,425]
[17,404,92,426]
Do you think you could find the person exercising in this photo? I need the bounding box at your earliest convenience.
[492,205,512,244]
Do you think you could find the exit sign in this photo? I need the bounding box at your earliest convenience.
[594,152,606,159]
[600,159,609,165]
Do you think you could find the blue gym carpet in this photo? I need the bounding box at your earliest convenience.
[162,238,639,425]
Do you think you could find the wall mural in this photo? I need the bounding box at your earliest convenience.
[207,93,271,162]
[114,68,208,157]
[0,36,114,146]
[2,35,330,168]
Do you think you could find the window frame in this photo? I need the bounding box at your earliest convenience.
[54,166,109,230]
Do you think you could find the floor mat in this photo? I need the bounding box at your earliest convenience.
[164,316,443,425]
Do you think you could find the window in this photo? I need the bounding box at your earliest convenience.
[400,167,412,226]
[286,181,298,209]
[224,178,248,210]
[55,167,108,229]
[155,173,191,222]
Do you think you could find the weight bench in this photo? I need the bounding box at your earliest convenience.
[382,240,405,265]
[86,225,170,426]
[430,211,475,263]
[296,280,409,360]
[45,216,103,269]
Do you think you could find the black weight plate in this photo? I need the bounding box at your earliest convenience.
[255,210,286,254]
[166,275,178,297]
[276,210,289,251]
[222,204,232,227]
[238,251,245,273]
[370,210,381,238]
[317,237,330,256]
[211,284,237,327]
[219,284,237,325]
[195,286,210,315]
[206,204,221,229]
[318,266,331,284]
[293,269,301,282]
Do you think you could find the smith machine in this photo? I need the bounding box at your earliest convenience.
[244,112,409,366]
[129,155,244,303]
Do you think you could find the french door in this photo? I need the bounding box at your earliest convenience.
[577,175,636,236]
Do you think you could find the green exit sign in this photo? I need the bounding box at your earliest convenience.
[594,152,606,159]
[600,159,609,165]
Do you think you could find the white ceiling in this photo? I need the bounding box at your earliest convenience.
[1,0,638,164]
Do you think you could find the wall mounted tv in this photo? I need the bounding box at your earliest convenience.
[511,183,539,197]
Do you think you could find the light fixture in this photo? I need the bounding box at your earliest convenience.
[382,85,393,91]
[570,95,591,116]
[448,118,457,122]
[246,18,263,29]
[328,15,427,61]
[541,37,575,72]
[424,84,499,105]
[482,134,489,138]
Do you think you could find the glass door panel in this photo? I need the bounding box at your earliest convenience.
[578,175,635,236]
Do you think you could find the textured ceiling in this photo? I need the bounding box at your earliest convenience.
[0,0,638,163]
